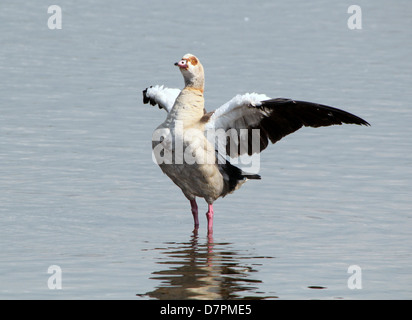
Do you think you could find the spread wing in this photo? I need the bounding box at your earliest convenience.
[143,85,180,113]
[204,93,370,157]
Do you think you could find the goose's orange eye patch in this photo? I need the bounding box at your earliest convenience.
[187,56,198,66]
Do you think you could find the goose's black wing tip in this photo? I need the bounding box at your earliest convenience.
[142,86,161,108]
[142,88,149,104]
[262,98,370,127]
[360,118,371,127]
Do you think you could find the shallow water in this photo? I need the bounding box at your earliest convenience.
[1,0,412,299]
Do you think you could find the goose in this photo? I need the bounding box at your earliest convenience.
[143,53,369,234]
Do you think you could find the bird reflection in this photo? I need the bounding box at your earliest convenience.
[140,230,276,300]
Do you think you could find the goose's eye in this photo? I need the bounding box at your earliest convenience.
[175,59,188,68]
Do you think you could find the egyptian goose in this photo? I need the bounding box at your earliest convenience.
[143,54,369,234]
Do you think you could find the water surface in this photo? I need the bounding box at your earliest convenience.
[1,0,411,299]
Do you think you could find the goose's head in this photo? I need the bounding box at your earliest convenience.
[174,53,204,92]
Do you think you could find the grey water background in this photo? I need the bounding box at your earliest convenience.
[1,0,411,299]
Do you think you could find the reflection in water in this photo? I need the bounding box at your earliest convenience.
[139,231,277,300]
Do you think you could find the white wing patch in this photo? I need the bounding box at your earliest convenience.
[205,93,271,131]
[144,85,181,113]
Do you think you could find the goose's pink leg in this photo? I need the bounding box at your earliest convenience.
[206,204,214,234]
[190,199,199,229]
